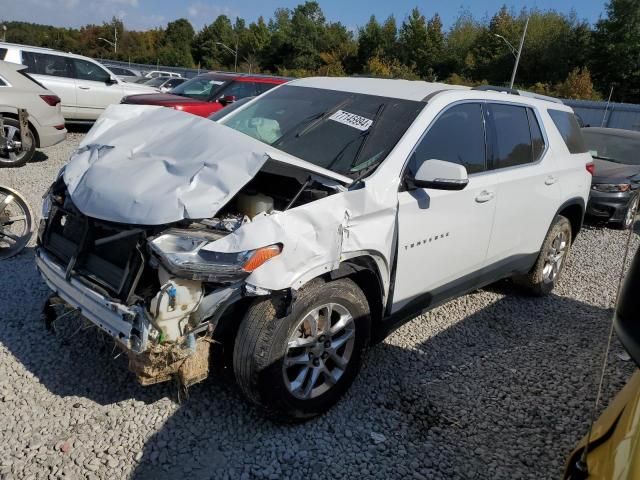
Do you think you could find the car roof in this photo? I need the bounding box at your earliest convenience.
[0,41,107,64]
[582,127,640,139]
[0,59,27,73]
[287,76,469,101]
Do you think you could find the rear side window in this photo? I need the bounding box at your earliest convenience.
[22,51,73,78]
[219,81,257,100]
[0,48,7,60]
[548,109,588,154]
[0,77,6,87]
[410,102,487,175]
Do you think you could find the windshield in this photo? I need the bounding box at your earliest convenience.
[582,130,640,165]
[170,76,226,100]
[221,85,424,176]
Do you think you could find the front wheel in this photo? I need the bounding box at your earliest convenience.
[514,215,572,296]
[617,194,639,230]
[233,278,371,421]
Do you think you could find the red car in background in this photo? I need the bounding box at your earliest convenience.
[121,72,290,117]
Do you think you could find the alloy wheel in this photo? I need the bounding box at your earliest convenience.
[283,302,356,400]
[0,124,33,166]
[542,230,568,284]
[624,196,639,229]
[0,187,33,259]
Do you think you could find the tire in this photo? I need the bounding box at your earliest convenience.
[233,278,371,421]
[614,195,639,230]
[514,215,572,296]
[0,118,36,167]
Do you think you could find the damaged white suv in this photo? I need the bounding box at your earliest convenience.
[37,78,593,420]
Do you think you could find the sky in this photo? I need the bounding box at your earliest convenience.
[0,0,608,32]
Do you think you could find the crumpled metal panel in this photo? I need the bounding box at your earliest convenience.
[63,104,269,225]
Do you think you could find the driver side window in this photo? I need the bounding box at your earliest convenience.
[73,59,110,83]
[409,103,487,176]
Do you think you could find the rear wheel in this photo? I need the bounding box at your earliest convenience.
[0,118,35,168]
[233,278,371,421]
[514,215,572,296]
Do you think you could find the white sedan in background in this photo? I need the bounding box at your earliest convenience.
[0,60,66,167]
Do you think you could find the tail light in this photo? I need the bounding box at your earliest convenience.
[40,95,61,106]
[586,162,595,175]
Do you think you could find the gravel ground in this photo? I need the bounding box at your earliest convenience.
[0,134,638,480]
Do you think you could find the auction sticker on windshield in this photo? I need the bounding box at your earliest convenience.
[329,110,373,131]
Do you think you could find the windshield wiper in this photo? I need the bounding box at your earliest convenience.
[592,154,622,163]
[272,99,351,147]
[350,103,386,169]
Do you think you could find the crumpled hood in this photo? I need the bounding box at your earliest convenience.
[63,104,269,225]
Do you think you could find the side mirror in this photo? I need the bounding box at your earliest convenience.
[219,95,236,106]
[408,159,469,191]
[107,75,118,85]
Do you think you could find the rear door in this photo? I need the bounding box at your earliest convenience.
[392,102,498,313]
[484,103,561,265]
[21,51,77,118]
[72,58,123,120]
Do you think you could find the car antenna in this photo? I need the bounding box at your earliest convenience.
[572,219,637,478]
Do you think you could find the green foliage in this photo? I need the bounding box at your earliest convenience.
[2,1,639,101]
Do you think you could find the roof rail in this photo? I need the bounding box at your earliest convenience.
[471,85,564,104]
[472,85,520,95]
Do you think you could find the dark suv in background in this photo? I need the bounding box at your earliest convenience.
[122,72,289,117]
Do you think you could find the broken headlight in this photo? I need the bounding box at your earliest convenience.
[148,228,281,282]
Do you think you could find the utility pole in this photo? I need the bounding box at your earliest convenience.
[1,25,6,42]
[98,26,118,53]
[509,16,529,89]
[494,16,529,89]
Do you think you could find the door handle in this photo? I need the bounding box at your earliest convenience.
[78,86,91,90]
[475,190,495,203]
[545,175,558,185]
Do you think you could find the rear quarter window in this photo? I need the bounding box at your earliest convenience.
[548,109,588,154]
[0,48,7,60]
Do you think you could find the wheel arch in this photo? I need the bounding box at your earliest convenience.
[0,111,40,147]
[556,198,585,243]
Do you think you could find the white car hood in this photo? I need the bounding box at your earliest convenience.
[63,104,349,225]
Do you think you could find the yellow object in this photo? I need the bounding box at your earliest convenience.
[565,369,640,479]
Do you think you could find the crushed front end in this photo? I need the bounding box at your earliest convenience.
[36,178,250,388]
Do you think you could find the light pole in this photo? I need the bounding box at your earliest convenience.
[494,16,529,89]
[98,26,118,53]
[215,41,238,72]
[1,25,6,42]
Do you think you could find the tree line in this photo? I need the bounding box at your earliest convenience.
[2,0,639,102]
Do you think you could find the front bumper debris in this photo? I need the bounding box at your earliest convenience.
[36,248,149,351]
[128,337,211,387]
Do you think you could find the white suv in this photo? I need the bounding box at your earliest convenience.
[0,42,159,121]
[36,77,593,420]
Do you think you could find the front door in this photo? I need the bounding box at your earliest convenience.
[392,102,497,313]
[72,58,122,120]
